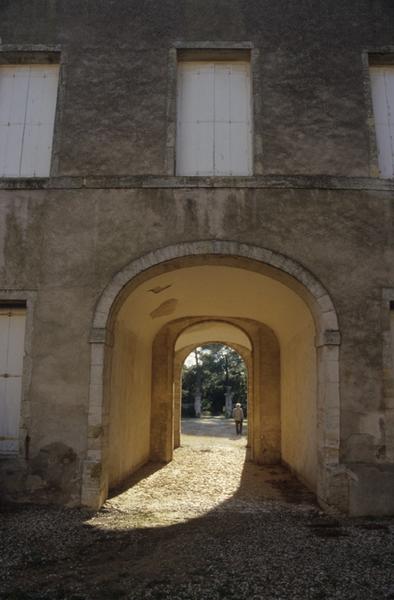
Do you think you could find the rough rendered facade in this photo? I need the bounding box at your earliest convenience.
[0,0,393,516]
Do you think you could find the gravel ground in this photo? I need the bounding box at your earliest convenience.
[1,418,394,600]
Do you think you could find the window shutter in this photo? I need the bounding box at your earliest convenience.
[177,62,215,175]
[0,64,59,177]
[177,61,252,176]
[0,309,26,454]
[214,62,252,176]
[370,66,394,178]
[0,66,30,177]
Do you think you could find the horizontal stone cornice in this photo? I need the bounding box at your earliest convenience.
[0,175,393,192]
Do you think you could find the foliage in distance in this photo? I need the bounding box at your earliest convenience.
[182,343,247,417]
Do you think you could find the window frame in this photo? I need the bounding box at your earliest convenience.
[0,45,64,179]
[166,42,262,177]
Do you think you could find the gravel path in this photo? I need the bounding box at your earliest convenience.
[1,418,394,599]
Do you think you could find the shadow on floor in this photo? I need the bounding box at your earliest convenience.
[108,462,165,499]
[4,455,392,600]
[2,419,370,600]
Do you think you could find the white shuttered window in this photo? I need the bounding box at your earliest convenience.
[176,61,252,175]
[0,308,26,454]
[0,64,59,177]
[370,66,394,178]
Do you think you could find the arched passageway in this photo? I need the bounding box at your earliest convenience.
[82,242,341,512]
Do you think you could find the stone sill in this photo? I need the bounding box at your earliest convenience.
[0,175,394,192]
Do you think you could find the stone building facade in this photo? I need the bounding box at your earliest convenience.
[0,0,393,516]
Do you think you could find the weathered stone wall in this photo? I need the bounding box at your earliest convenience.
[0,1,393,513]
[0,187,393,509]
[0,0,394,176]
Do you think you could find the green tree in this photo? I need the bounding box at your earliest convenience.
[181,344,247,416]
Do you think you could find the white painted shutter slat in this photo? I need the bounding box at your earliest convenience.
[214,64,231,123]
[45,67,61,122]
[0,312,26,455]
[177,121,196,175]
[20,123,55,177]
[230,63,252,175]
[375,124,393,177]
[177,62,214,175]
[370,66,394,178]
[192,64,214,175]
[29,66,59,126]
[7,314,26,375]
[19,123,37,177]
[214,62,251,175]
[0,69,14,125]
[386,71,394,170]
[0,67,30,176]
[0,64,59,177]
[178,122,214,175]
[230,122,251,175]
[1,124,23,177]
[385,69,394,120]
[370,69,388,124]
[0,378,22,453]
[0,67,29,125]
[0,123,8,176]
[0,316,9,373]
[196,121,214,175]
[213,64,230,174]
[230,63,251,123]
[176,67,189,175]
[7,67,30,125]
[214,121,230,175]
[21,65,59,177]
[195,64,214,123]
[25,66,46,124]
[25,123,53,177]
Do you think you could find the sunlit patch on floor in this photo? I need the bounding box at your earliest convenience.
[86,418,316,531]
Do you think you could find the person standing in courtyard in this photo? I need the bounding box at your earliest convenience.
[232,402,244,435]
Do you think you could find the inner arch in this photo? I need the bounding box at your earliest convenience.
[175,321,252,353]
[173,323,252,448]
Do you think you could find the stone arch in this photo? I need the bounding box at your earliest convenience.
[82,241,342,511]
[91,241,339,336]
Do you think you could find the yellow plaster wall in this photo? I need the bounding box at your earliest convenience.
[281,320,317,489]
[107,317,152,488]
